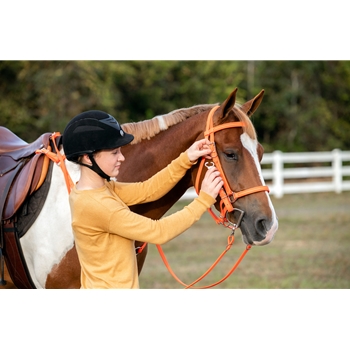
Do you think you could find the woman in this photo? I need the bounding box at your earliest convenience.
[63,110,223,289]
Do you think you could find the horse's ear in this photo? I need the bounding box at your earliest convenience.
[240,89,265,117]
[220,88,238,117]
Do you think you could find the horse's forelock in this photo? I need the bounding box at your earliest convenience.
[229,105,257,140]
[122,104,217,144]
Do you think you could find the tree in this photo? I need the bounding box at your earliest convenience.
[1,60,349,152]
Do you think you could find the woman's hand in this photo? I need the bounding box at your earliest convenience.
[200,167,223,199]
[187,139,212,163]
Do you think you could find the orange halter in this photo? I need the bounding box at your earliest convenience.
[194,105,269,231]
[154,106,271,288]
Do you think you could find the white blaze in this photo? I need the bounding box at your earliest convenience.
[240,133,278,245]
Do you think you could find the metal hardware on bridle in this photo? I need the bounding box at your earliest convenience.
[228,208,244,232]
[135,242,147,255]
[195,105,270,234]
[204,161,215,169]
[141,105,270,289]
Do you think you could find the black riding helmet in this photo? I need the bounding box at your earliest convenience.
[63,110,134,180]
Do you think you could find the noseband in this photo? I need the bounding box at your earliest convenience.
[194,106,269,232]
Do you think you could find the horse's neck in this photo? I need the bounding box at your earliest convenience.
[118,112,206,182]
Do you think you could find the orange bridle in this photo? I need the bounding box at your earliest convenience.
[194,105,269,232]
[154,106,271,289]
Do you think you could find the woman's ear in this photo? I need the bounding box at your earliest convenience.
[81,154,92,165]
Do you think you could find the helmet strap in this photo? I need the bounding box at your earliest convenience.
[79,153,111,181]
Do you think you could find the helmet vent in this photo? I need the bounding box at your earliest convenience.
[73,125,104,133]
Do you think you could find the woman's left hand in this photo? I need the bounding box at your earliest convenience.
[187,139,212,162]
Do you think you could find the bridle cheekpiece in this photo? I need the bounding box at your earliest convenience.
[194,105,269,233]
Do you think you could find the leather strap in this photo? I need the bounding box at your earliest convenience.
[2,220,36,288]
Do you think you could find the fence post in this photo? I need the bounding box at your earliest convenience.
[332,149,342,193]
[273,150,283,198]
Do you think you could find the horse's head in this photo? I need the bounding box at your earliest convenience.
[194,88,278,246]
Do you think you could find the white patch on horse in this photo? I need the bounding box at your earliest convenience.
[19,154,80,288]
[240,133,278,246]
[155,115,168,131]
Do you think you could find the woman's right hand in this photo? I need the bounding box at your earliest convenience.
[200,167,223,199]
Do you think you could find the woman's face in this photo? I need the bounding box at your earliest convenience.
[94,147,125,178]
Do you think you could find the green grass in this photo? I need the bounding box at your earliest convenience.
[139,192,350,289]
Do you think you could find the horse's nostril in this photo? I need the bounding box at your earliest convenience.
[255,218,268,238]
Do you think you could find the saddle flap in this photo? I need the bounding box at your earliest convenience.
[2,153,45,220]
[0,155,24,175]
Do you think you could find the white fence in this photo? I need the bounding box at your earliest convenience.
[261,149,350,197]
[181,149,350,199]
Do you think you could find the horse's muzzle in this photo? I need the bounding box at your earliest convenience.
[238,214,278,246]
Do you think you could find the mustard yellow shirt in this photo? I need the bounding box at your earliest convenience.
[69,152,215,289]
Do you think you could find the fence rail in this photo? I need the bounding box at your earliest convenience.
[181,149,350,199]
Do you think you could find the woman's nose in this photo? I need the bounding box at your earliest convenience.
[118,152,125,162]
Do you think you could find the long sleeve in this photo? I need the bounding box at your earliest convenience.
[107,190,215,244]
[69,184,215,289]
[113,151,193,205]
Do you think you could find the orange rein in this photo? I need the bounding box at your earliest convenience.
[156,105,270,288]
[156,235,251,289]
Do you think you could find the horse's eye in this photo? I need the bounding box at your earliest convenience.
[224,152,238,161]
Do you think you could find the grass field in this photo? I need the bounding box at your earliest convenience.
[139,191,350,289]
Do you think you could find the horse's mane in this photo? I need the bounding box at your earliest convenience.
[122,102,256,144]
[122,104,217,144]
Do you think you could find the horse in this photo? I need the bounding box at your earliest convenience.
[0,88,278,289]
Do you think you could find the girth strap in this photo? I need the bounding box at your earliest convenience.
[2,220,36,288]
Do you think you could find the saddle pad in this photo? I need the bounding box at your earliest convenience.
[16,161,53,238]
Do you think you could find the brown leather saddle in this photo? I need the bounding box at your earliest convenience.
[0,126,58,288]
[0,127,52,219]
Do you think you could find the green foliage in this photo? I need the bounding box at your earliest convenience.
[252,61,350,152]
[1,60,349,152]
